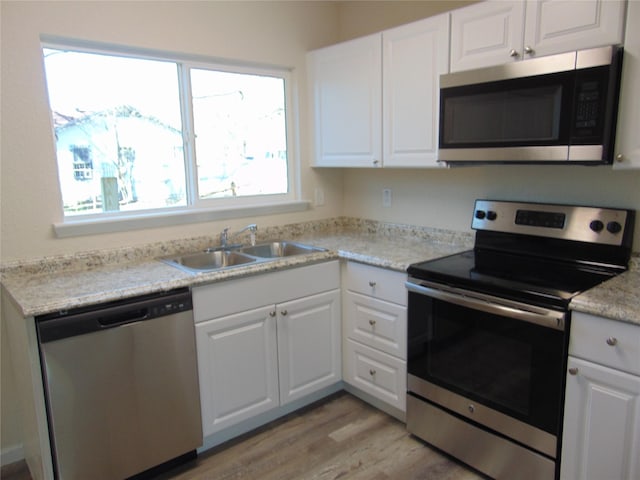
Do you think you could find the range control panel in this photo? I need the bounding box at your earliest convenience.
[472,200,631,246]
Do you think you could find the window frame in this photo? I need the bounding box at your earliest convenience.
[41,37,306,238]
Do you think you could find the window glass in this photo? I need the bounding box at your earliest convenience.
[43,48,186,216]
[190,68,288,199]
[42,46,292,219]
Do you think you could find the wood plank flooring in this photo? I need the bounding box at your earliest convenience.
[2,392,484,480]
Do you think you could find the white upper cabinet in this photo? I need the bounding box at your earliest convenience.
[450,0,626,72]
[614,0,640,169]
[383,14,450,168]
[450,1,526,72]
[524,0,626,59]
[308,14,449,168]
[308,34,382,167]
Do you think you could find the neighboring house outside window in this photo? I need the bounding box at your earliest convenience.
[70,145,93,181]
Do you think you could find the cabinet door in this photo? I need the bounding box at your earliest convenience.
[277,289,341,405]
[196,306,279,436]
[615,0,640,169]
[308,34,382,167]
[382,14,449,167]
[524,0,626,60]
[561,357,640,480]
[450,1,526,72]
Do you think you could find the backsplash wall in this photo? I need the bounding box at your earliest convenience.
[342,166,640,252]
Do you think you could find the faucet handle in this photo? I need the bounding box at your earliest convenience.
[220,227,230,246]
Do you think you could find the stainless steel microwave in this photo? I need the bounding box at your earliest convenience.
[438,45,623,166]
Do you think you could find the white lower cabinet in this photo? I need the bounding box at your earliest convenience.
[193,261,341,437]
[196,306,279,435]
[277,290,341,405]
[342,261,407,418]
[561,312,640,480]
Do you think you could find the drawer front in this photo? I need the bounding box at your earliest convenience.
[344,291,407,359]
[344,339,406,411]
[570,312,640,376]
[193,260,339,322]
[343,261,407,305]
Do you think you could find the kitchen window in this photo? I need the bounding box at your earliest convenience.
[42,41,301,236]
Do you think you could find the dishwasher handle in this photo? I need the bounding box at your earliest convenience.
[37,289,192,343]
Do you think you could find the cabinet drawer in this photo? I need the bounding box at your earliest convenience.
[193,261,339,322]
[570,312,640,376]
[344,291,406,359]
[343,339,406,412]
[343,261,407,305]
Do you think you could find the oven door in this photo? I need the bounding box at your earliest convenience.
[406,278,568,459]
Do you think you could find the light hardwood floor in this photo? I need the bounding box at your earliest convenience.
[2,392,484,480]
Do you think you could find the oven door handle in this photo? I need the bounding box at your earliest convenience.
[406,281,566,331]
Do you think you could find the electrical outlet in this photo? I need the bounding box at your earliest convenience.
[382,188,392,208]
[314,188,325,206]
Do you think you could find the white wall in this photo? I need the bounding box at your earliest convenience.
[0,0,343,263]
[342,167,640,248]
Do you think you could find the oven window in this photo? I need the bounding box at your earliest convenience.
[428,302,534,416]
[407,292,566,434]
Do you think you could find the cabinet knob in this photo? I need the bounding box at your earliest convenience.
[281,309,288,316]
[368,281,377,287]
[373,160,380,166]
[616,153,624,163]
[606,337,618,346]
[368,319,376,327]
[524,45,534,55]
[509,49,519,58]
[369,369,376,376]
[269,311,276,317]
[569,367,579,376]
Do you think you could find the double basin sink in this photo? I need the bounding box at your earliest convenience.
[161,241,326,274]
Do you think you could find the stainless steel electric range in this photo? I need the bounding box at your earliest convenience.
[405,200,634,480]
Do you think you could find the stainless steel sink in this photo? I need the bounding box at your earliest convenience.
[239,241,326,258]
[161,250,257,273]
[161,241,326,273]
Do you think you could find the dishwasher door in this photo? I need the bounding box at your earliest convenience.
[37,289,202,480]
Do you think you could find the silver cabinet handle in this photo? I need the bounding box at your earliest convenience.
[509,49,519,57]
[368,281,376,287]
[606,337,618,346]
[269,311,276,317]
[373,160,380,166]
[569,367,579,375]
[524,45,534,55]
[616,153,624,163]
[281,309,288,316]
[369,369,376,376]
[368,319,376,327]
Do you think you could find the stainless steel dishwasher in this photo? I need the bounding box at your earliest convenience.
[36,288,202,479]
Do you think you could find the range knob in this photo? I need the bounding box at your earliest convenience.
[486,211,497,221]
[607,221,622,234]
[589,220,604,232]
[475,210,486,220]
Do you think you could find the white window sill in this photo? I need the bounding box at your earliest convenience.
[53,200,311,238]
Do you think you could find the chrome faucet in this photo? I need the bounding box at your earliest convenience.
[220,224,258,248]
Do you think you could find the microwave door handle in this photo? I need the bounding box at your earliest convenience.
[405,281,565,331]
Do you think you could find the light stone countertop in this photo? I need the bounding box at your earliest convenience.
[0,219,473,318]
[2,217,638,326]
[569,258,640,325]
